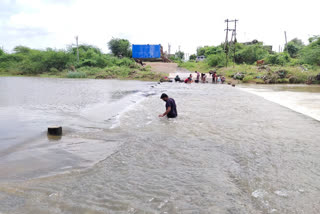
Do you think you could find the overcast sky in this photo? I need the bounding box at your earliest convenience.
[1,0,319,55]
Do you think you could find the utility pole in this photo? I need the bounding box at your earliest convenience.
[284,31,288,50]
[75,36,79,63]
[224,19,229,68]
[224,19,238,67]
[233,19,238,68]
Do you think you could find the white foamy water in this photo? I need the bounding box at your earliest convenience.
[238,84,320,121]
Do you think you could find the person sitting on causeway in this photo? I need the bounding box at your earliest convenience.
[175,75,181,82]
[184,74,193,83]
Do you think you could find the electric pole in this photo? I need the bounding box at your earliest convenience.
[284,31,288,50]
[224,19,229,67]
[75,36,79,63]
[224,19,238,67]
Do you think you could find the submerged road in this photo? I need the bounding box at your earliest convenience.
[0,77,320,213]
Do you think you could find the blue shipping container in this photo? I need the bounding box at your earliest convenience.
[132,44,161,58]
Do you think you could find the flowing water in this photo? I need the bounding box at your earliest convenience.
[0,77,320,214]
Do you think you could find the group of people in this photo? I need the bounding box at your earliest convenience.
[209,70,226,84]
[174,71,226,84]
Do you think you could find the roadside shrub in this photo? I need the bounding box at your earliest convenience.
[78,67,104,76]
[235,44,269,64]
[189,54,196,60]
[0,48,5,56]
[242,75,254,83]
[207,53,227,67]
[43,50,73,71]
[266,52,291,65]
[284,38,304,58]
[276,78,289,83]
[299,37,320,65]
[288,76,299,83]
[66,71,87,78]
[179,61,196,70]
[115,57,135,67]
[49,67,59,74]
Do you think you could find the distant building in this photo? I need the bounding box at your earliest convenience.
[196,55,205,62]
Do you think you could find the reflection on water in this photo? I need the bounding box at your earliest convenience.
[0,77,320,213]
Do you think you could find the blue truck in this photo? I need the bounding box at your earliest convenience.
[132,44,161,59]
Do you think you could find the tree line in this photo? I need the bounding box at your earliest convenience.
[0,38,133,75]
[189,36,320,67]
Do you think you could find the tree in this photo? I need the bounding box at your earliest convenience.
[300,37,320,65]
[284,38,304,58]
[13,46,31,54]
[189,54,196,60]
[196,47,206,56]
[107,38,131,57]
[308,35,320,43]
[0,48,5,56]
[175,51,184,60]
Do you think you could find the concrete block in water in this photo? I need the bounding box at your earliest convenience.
[48,126,62,136]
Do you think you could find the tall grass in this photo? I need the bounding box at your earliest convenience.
[66,71,87,78]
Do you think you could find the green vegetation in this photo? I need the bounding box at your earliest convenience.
[179,36,320,84]
[0,39,164,81]
[107,38,131,58]
[175,51,185,61]
[189,54,196,60]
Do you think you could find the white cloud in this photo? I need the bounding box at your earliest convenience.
[0,0,319,54]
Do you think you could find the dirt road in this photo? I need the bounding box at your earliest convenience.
[145,62,194,80]
[145,62,179,73]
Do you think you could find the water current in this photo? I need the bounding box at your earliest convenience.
[0,77,320,214]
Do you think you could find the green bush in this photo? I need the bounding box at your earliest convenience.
[300,37,320,65]
[207,53,227,67]
[189,54,196,60]
[115,57,135,67]
[77,66,104,75]
[276,78,289,83]
[66,71,87,78]
[284,38,304,58]
[0,48,5,56]
[266,52,291,65]
[49,67,59,74]
[242,75,254,83]
[235,44,269,64]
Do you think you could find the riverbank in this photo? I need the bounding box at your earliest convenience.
[0,64,167,81]
[179,61,320,84]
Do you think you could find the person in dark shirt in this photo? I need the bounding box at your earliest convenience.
[159,93,178,118]
[175,75,181,82]
[195,71,200,83]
